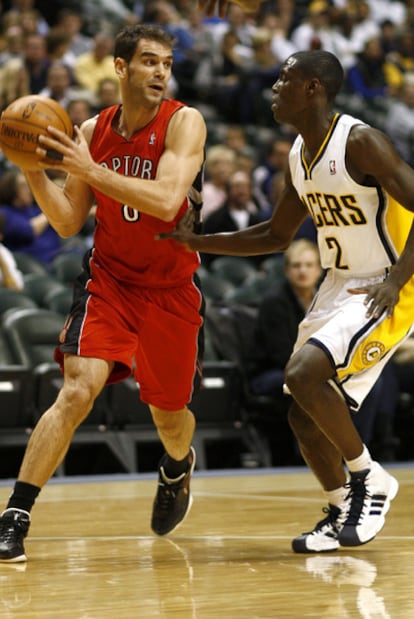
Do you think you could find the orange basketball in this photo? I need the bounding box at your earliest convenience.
[0,95,72,170]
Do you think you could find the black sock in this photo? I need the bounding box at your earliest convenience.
[6,481,41,514]
[162,451,191,479]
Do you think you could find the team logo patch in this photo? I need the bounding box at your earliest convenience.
[329,160,336,175]
[361,341,385,365]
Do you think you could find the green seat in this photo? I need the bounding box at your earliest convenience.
[23,273,66,308]
[44,287,73,316]
[13,252,48,276]
[50,253,83,285]
[210,256,258,286]
[0,288,38,316]
[197,270,235,302]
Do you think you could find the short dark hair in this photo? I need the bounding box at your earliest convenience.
[290,51,344,101]
[114,24,176,63]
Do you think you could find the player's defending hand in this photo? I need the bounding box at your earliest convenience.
[198,0,263,17]
[348,278,401,319]
[156,208,198,251]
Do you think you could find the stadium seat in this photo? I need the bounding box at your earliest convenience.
[44,287,73,316]
[210,256,258,286]
[13,252,49,276]
[197,269,235,302]
[205,302,295,466]
[50,253,83,285]
[1,307,133,474]
[23,273,67,308]
[0,288,38,316]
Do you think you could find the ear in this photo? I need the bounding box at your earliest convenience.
[307,78,322,94]
[114,57,127,79]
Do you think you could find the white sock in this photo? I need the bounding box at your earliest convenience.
[324,486,348,507]
[345,444,372,473]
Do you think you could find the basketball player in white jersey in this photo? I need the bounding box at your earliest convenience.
[162,50,414,553]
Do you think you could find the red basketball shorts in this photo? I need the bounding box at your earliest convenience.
[55,265,204,411]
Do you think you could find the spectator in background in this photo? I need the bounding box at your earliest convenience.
[341,1,379,57]
[346,36,397,101]
[0,31,48,107]
[248,239,322,398]
[22,32,50,94]
[238,27,280,125]
[44,27,77,71]
[74,31,116,96]
[0,25,27,110]
[253,136,292,204]
[206,2,257,49]
[0,170,62,266]
[290,0,335,53]
[54,8,93,58]
[38,61,79,109]
[66,97,93,129]
[92,77,120,113]
[0,23,24,66]
[202,169,265,268]
[384,27,414,90]
[259,12,297,66]
[385,73,414,167]
[222,124,250,154]
[179,3,216,100]
[2,0,49,36]
[209,28,252,122]
[0,212,24,290]
[202,144,236,219]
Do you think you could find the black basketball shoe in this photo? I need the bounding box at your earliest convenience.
[0,509,31,562]
[151,447,196,536]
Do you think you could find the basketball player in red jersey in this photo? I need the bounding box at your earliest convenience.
[0,24,207,562]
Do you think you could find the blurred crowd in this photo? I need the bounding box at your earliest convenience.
[1,0,414,463]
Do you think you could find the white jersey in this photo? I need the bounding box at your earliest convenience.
[289,113,414,277]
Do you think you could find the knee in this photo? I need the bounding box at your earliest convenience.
[284,356,312,399]
[56,381,99,427]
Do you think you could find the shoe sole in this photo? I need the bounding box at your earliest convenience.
[339,475,399,547]
[0,553,27,563]
[292,538,339,554]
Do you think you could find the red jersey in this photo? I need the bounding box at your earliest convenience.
[88,99,201,287]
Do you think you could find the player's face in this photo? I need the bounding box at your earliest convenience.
[119,39,173,106]
[271,57,307,124]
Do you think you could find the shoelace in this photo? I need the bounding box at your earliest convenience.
[156,480,180,514]
[0,518,25,542]
[344,476,369,526]
[315,506,340,533]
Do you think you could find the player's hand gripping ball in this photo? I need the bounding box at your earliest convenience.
[0,95,72,170]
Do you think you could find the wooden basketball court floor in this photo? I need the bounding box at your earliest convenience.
[0,464,413,619]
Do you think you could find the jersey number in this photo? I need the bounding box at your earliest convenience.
[326,236,349,270]
[122,205,140,222]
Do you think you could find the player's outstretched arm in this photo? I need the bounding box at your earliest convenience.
[159,169,308,256]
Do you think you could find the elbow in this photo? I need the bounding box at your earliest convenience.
[157,198,182,223]
[53,222,84,239]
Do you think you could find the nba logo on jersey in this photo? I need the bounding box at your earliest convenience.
[149,132,156,145]
[329,160,336,175]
